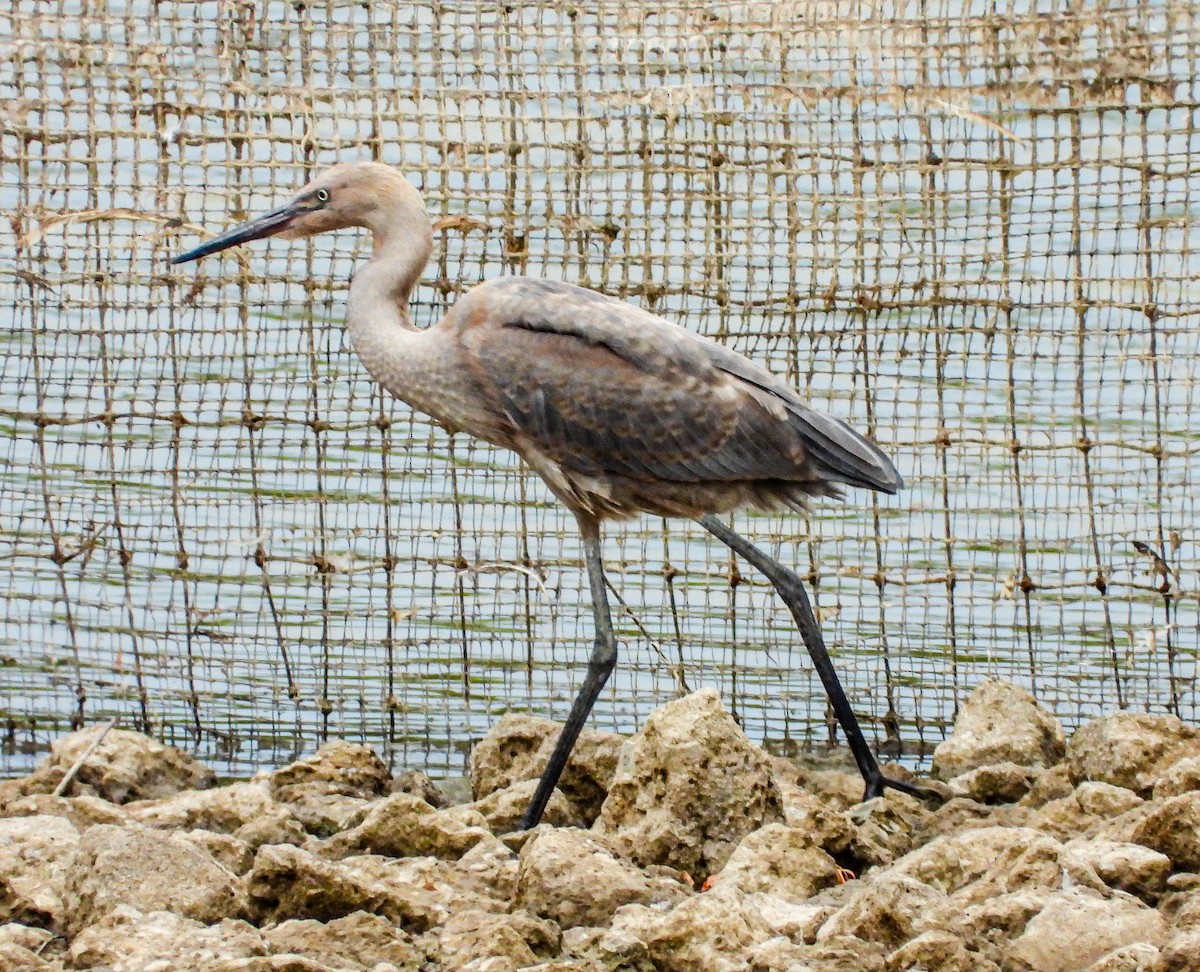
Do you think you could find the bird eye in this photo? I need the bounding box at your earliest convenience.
[315,188,330,204]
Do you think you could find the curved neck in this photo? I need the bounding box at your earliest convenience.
[344,225,437,405]
[347,228,431,337]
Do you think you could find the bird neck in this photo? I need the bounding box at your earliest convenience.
[345,225,436,403]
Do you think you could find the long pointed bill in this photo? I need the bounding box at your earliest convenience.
[170,200,304,264]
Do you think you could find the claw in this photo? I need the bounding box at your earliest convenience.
[862,772,947,805]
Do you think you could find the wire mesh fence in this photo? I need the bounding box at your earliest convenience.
[1,0,1196,780]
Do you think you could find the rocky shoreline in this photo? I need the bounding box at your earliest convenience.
[1,680,1198,971]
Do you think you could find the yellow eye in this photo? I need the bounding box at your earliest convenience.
[315,188,330,203]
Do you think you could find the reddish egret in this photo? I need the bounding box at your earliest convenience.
[173,162,928,827]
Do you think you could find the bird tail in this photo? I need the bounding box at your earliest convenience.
[787,405,904,495]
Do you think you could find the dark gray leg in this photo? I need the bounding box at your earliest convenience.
[521,516,616,829]
[699,514,933,802]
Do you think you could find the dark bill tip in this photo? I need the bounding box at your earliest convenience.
[170,202,301,265]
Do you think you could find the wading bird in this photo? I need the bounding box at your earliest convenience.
[173,162,929,828]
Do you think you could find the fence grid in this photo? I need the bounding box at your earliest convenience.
[1,0,1196,779]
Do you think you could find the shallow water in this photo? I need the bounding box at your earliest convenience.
[1,0,1196,779]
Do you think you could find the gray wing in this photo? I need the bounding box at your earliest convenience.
[456,278,902,494]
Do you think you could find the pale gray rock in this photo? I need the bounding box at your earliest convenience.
[594,689,784,880]
[262,911,422,970]
[243,843,499,931]
[1002,886,1166,972]
[60,823,241,935]
[1128,791,1200,872]
[1154,755,1200,800]
[947,761,1039,804]
[1062,838,1171,902]
[270,741,391,801]
[426,907,560,970]
[65,905,267,971]
[708,822,839,899]
[469,713,623,825]
[0,814,80,927]
[1067,712,1200,796]
[460,777,577,833]
[605,884,776,972]
[932,680,1065,780]
[1085,942,1163,972]
[1157,929,1200,972]
[515,826,686,929]
[0,793,130,829]
[816,873,949,951]
[39,725,215,804]
[885,929,995,972]
[320,792,493,861]
[126,780,286,835]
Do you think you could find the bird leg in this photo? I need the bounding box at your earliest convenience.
[521,516,617,830]
[698,514,934,804]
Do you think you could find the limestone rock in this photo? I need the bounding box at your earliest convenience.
[126,781,286,835]
[276,792,372,838]
[233,812,310,851]
[0,814,80,927]
[745,935,813,971]
[321,792,493,861]
[65,906,267,970]
[947,762,1038,804]
[244,843,497,931]
[427,908,560,969]
[60,823,241,935]
[515,827,685,929]
[1019,764,1076,808]
[817,873,949,951]
[785,935,889,971]
[0,923,55,953]
[1158,929,1200,972]
[1030,782,1144,839]
[1154,755,1200,800]
[270,741,391,802]
[1128,791,1200,872]
[262,911,422,970]
[1062,839,1171,902]
[607,884,776,972]
[390,768,448,807]
[1085,943,1163,972]
[709,822,839,899]
[470,713,623,825]
[204,958,332,972]
[1066,712,1200,796]
[40,725,215,804]
[889,826,1074,898]
[449,836,521,903]
[949,887,1056,954]
[885,929,994,972]
[932,680,1065,780]
[594,689,784,880]
[0,942,56,971]
[462,778,578,833]
[0,793,130,829]
[1002,886,1166,972]
[180,829,256,876]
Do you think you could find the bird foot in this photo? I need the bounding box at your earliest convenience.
[862,772,948,805]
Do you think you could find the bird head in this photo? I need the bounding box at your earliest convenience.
[171,162,430,264]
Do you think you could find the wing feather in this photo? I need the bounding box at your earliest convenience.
[457,278,901,494]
